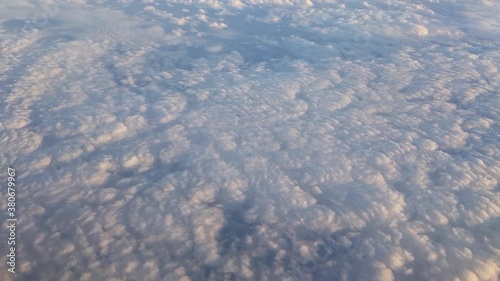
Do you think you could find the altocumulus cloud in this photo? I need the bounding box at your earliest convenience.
[0,0,499,280]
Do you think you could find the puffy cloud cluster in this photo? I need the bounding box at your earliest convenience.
[1,0,499,280]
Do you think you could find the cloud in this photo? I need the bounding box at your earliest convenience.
[1,0,500,281]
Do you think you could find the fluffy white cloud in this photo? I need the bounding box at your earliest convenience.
[1,0,499,280]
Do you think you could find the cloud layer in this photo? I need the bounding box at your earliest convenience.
[1,0,499,280]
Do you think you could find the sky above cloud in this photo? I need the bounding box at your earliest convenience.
[1,0,499,280]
